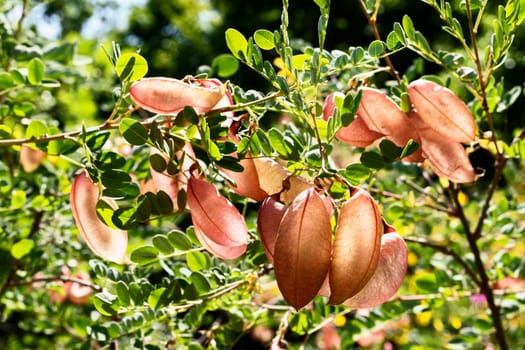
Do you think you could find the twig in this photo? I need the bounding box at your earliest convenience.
[357,0,401,82]
[10,275,102,293]
[450,184,509,350]
[404,236,480,286]
[368,186,452,214]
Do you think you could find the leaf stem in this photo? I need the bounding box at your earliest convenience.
[465,0,500,155]
[357,0,401,82]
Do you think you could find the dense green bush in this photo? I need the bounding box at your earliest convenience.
[0,0,524,349]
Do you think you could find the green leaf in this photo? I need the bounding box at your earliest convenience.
[25,120,48,140]
[186,251,210,271]
[276,76,290,95]
[96,200,119,228]
[400,139,420,159]
[152,234,174,255]
[360,151,386,169]
[379,139,403,162]
[114,53,148,82]
[10,189,26,209]
[155,191,174,214]
[168,230,193,251]
[93,292,118,316]
[313,0,328,8]
[268,128,292,158]
[211,53,240,77]
[0,72,16,89]
[368,40,385,57]
[386,31,401,50]
[130,245,159,266]
[415,31,432,53]
[119,118,148,146]
[415,272,438,293]
[147,287,167,309]
[149,153,167,173]
[27,57,45,85]
[289,311,312,335]
[393,22,407,45]
[254,29,275,50]
[342,163,372,184]
[225,28,248,60]
[402,15,416,40]
[216,156,244,172]
[349,46,365,64]
[206,138,221,161]
[11,239,34,259]
[115,281,131,306]
[190,272,211,294]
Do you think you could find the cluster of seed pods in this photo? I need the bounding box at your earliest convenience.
[323,79,477,183]
[254,173,407,310]
[70,76,409,310]
[70,78,249,263]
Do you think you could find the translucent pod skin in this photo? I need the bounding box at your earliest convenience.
[149,144,195,212]
[343,231,408,308]
[257,194,286,264]
[186,175,248,259]
[221,157,269,202]
[129,77,226,115]
[70,172,128,264]
[328,188,383,305]
[408,79,475,143]
[273,188,332,310]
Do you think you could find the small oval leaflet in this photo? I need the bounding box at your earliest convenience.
[115,53,148,82]
[254,29,275,50]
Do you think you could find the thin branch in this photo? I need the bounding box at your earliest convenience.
[472,155,507,239]
[465,0,500,155]
[357,0,401,82]
[450,181,509,350]
[399,177,452,212]
[368,186,452,214]
[404,236,480,285]
[11,275,102,293]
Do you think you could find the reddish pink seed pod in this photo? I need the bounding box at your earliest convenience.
[257,194,287,264]
[186,175,248,247]
[129,77,226,115]
[193,225,246,260]
[329,188,383,305]
[70,172,128,264]
[66,271,93,305]
[273,188,332,310]
[221,157,269,202]
[343,231,408,308]
[408,79,475,143]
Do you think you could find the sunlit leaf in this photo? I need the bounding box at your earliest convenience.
[225,28,248,60]
[27,57,45,85]
[212,53,240,77]
[254,29,275,50]
[115,52,148,82]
